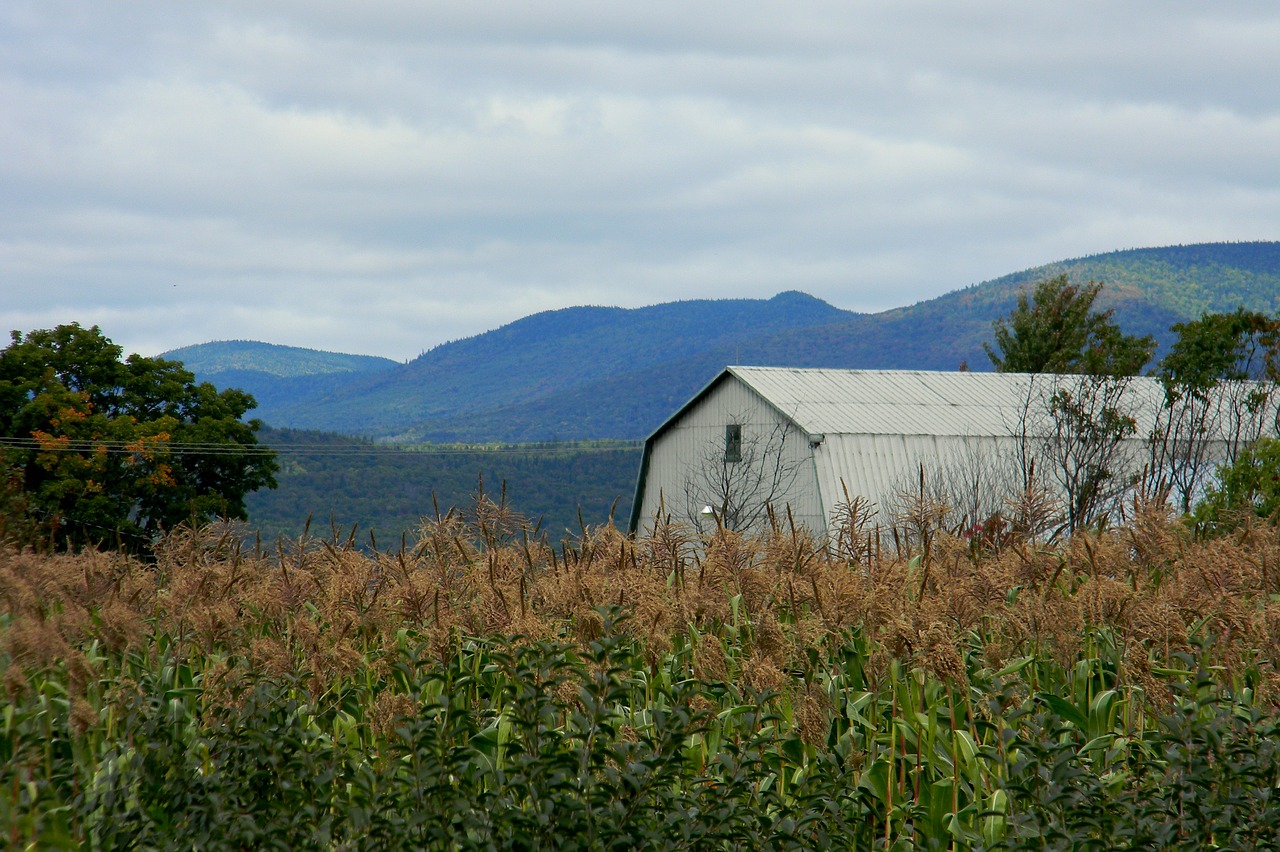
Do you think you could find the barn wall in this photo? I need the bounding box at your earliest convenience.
[813,434,1026,529]
[814,430,1228,534]
[635,377,823,534]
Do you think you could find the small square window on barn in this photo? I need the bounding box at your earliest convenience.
[724,424,742,463]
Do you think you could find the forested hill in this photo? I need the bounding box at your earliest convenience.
[175,291,851,437]
[170,241,1280,442]
[1002,242,1280,317]
[163,340,398,377]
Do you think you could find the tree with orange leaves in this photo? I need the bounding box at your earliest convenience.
[0,323,277,551]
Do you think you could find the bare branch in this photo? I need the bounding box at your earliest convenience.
[680,412,805,534]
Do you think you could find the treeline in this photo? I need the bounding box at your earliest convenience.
[245,427,641,544]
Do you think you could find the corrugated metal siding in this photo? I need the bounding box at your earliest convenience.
[814,433,1020,516]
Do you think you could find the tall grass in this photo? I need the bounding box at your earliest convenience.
[5,494,1280,847]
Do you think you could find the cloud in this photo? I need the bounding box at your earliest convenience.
[1,1,1278,359]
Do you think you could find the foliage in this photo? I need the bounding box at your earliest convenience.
[996,664,1280,849]
[0,324,277,552]
[982,277,1157,533]
[1158,308,1280,388]
[984,274,1104,373]
[1043,376,1140,532]
[983,275,1155,376]
[1193,437,1280,530]
[1002,369,1147,536]
[1148,309,1280,512]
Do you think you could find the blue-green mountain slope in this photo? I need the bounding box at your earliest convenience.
[163,340,398,377]
[170,241,1280,443]
[392,242,1277,442]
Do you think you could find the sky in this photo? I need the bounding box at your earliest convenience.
[2,2,1278,362]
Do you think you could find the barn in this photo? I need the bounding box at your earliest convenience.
[627,366,1215,537]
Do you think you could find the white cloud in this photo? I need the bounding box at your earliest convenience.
[1,1,1278,359]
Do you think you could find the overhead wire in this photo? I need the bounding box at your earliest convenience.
[0,435,642,458]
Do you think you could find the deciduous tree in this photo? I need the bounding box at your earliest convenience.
[680,416,803,534]
[0,323,277,551]
[1194,437,1280,531]
[989,277,1154,533]
[984,274,1154,376]
[1146,309,1280,512]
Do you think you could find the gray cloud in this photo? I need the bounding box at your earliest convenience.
[2,1,1278,360]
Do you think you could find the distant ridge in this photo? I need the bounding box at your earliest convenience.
[170,241,1280,442]
[162,340,398,379]
[973,241,1280,318]
[184,291,850,436]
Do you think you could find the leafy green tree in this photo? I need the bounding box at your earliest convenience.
[1149,309,1280,511]
[1193,437,1280,531]
[1159,309,1280,388]
[984,274,1154,376]
[991,277,1156,533]
[0,323,277,551]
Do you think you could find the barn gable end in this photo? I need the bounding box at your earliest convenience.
[629,369,822,533]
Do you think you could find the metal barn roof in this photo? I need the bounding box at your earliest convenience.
[726,367,1031,437]
[725,366,1164,438]
[640,366,1172,449]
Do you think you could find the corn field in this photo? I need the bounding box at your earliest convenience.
[5,494,1280,849]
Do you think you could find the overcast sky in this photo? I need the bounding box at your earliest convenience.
[3,2,1278,361]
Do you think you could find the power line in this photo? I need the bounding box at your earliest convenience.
[0,435,643,459]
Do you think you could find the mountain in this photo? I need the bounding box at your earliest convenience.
[160,340,400,422]
[163,340,398,377]
[173,291,851,436]
[357,241,1280,442]
[169,241,1280,442]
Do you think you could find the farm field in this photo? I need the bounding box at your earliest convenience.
[6,493,1280,848]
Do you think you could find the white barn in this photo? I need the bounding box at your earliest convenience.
[628,366,1251,537]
